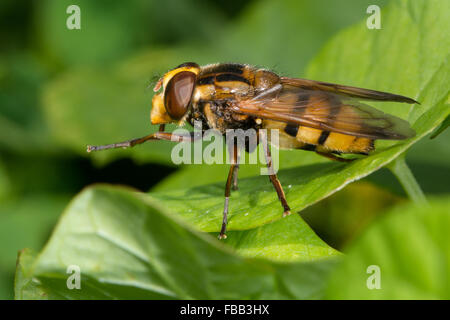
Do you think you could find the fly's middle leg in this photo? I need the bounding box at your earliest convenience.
[219,144,240,239]
[231,148,240,190]
[219,163,235,240]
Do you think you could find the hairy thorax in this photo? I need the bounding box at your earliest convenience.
[186,63,280,134]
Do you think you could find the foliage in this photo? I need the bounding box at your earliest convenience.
[326,196,450,299]
[15,186,338,299]
[0,0,448,300]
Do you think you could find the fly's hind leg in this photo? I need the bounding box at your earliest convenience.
[260,130,291,217]
[316,151,356,163]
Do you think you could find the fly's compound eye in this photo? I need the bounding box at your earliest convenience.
[164,71,196,120]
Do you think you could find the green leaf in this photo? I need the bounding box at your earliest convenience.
[14,249,49,300]
[226,212,338,262]
[152,148,328,192]
[325,196,450,299]
[430,115,449,139]
[15,185,338,300]
[300,181,404,249]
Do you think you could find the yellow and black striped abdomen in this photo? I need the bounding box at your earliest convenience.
[263,91,375,154]
[288,92,374,154]
[282,124,374,154]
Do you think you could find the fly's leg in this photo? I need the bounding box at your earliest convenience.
[219,163,235,240]
[86,129,201,152]
[219,144,239,239]
[316,151,356,163]
[232,148,240,190]
[260,130,291,217]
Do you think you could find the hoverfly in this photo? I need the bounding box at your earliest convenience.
[87,62,417,239]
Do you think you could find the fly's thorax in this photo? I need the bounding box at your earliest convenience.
[253,69,281,91]
[186,64,281,133]
[194,64,253,101]
[194,64,281,99]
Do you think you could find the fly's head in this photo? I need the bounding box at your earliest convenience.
[150,62,200,125]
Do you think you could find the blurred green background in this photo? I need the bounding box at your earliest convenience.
[0,0,449,300]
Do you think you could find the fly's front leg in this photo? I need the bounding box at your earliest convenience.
[86,130,201,152]
[260,130,291,217]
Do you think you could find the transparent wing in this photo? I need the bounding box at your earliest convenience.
[279,77,419,104]
[232,79,416,140]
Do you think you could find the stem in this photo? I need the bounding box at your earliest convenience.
[388,154,427,203]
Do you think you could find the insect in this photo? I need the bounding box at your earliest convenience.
[87,62,417,239]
